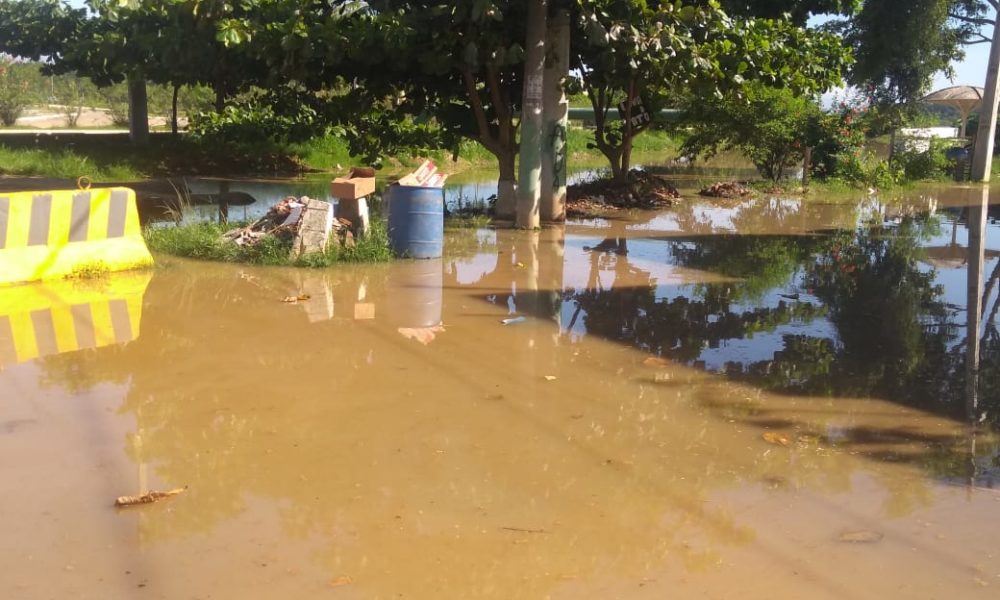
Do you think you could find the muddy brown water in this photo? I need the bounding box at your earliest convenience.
[2,185,1000,599]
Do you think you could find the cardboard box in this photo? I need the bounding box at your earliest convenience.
[331,167,376,199]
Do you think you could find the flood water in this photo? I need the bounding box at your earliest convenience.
[2,184,1000,599]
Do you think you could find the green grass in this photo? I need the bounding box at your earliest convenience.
[287,134,355,171]
[145,218,392,266]
[0,124,683,181]
[0,144,141,181]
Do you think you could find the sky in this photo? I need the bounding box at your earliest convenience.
[935,34,993,90]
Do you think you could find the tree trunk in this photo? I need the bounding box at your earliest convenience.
[607,149,625,184]
[214,85,225,114]
[127,74,150,145]
[540,8,570,223]
[515,0,547,229]
[171,83,179,135]
[619,80,636,186]
[496,148,517,219]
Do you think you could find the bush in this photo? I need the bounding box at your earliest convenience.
[893,138,954,181]
[680,84,821,182]
[830,149,901,189]
[189,87,324,144]
[0,59,33,126]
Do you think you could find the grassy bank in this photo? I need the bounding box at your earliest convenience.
[145,219,391,266]
[0,125,682,180]
[0,144,142,180]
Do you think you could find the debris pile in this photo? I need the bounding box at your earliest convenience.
[397,159,448,187]
[223,196,356,256]
[567,169,679,216]
[699,181,753,198]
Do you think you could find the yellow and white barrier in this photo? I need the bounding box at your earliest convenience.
[0,272,150,370]
[0,187,153,286]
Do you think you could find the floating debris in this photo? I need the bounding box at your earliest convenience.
[281,294,312,304]
[502,316,527,325]
[838,530,884,544]
[699,181,753,198]
[568,169,679,215]
[115,487,186,508]
[762,432,791,447]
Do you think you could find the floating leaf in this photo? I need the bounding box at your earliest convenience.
[762,432,790,447]
[838,530,883,544]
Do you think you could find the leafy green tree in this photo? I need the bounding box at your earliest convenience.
[834,0,995,105]
[571,1,851,185]
[680,84,823,182]
[0,57,39,125]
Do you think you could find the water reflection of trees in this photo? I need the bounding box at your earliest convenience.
[573,213,999,429]
[573,237,828,363]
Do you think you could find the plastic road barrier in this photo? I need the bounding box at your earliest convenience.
[0,187,153,286]
[0,271,150,369]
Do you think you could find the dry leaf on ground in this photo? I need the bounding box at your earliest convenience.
[838,530,883,543]
[642,357,670,367]
[762,432,791,447]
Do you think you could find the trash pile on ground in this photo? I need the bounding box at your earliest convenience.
[699,181,753,198]
[567,169,679,216]
[223,196,356,257]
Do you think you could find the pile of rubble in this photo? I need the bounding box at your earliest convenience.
[222,196,358,257]
[567,169,680,211]
[699,181,753,198]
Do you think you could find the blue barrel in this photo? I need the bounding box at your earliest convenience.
[386,185,444,259]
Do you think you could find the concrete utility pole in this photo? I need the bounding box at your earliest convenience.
[127,73,150,145]
[971,18,1000,181]
[540,9,570,223]
[516,0,548,229]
